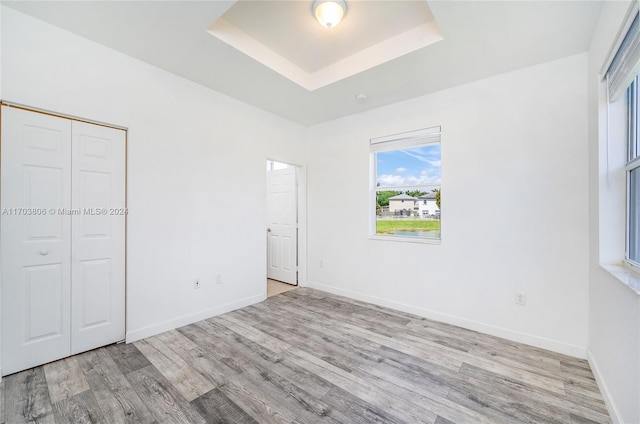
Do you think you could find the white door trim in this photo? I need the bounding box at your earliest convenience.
[1,100,128,131]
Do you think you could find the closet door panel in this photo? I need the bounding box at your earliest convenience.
[70,121,126,355]
[1,106,72,376]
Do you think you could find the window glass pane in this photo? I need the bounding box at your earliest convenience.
[375,145,441,188]
[375,189,441,239]
[635,77,640,161]
[629,167,640,263]
[629,77,640,162]
[373,141,441,240]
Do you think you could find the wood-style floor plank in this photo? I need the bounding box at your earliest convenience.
[3,367,55,424]
[42,356,90,403]
[178,323,253,375]
[51,390,106,424]
[287,347,438,424]
[155,330,234,388]
[105,343,152,375]
[457,362,608,423]
[191,388,258,424]
[233,365,342,424]
[134,336,214,402]
[215,314,291,354]
[320,385,407,424]
[217,376,293,424]
[76,348,155,424]
[125,365,205,424]
[2,287,612,424]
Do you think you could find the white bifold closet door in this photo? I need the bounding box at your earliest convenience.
[1,106,125,376]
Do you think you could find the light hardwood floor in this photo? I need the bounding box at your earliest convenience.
[0,288,610,423]
[267,279,298,298]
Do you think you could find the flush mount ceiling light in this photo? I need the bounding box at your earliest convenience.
[312,0,347,29]
[355,93,368,104]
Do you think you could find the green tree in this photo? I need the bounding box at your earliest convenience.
[432,188,441,209]
[405,190,427,198]
[376,191,401,208]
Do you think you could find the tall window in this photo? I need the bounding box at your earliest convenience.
[627,77,640,265]
[606,10,640,267]
[370,127,441,241]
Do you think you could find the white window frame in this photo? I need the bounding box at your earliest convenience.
[599,2,640,291]
[369,126,442,244]
[626,76,640,268]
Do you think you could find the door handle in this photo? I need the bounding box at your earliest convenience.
[267,228,271,232]
[39,249,49,256]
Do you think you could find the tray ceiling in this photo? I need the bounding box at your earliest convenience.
[2,1,603,126]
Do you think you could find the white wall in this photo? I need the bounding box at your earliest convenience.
[1,7,307,344]
[587,2,640,423]
[306,53,590,357]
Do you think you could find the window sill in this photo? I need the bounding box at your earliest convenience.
[369,235,442,245]
[600,264,640,295]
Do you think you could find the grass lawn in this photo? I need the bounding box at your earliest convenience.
[376,219,440,234]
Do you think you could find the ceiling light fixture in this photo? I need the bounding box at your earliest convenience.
[355,93,368,104]
[312,0,346,29]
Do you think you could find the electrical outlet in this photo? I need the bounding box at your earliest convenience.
[216,274,222,285]
[193,279,201,289]
[515,293,526,305]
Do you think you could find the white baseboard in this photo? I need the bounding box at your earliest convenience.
[306,281,587,359]
[587,349,621,424]
[125,293,266,343]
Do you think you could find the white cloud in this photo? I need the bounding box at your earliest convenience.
[377,174,406,186]
[377,173,441,187]
[376,145,442,187]
[420,167,441,178]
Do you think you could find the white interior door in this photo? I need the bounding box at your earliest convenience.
[71,121,126,354]
[267,166,297,285]
[1,106,73,375]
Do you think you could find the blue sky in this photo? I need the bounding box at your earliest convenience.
[376,144,441,188]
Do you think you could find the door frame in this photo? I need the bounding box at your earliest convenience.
[266,159,307,288]
[0,101,128,377]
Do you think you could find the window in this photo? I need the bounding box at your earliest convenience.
[627,77,640,265]
[370,126,441,240]
[605,9,640,269]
